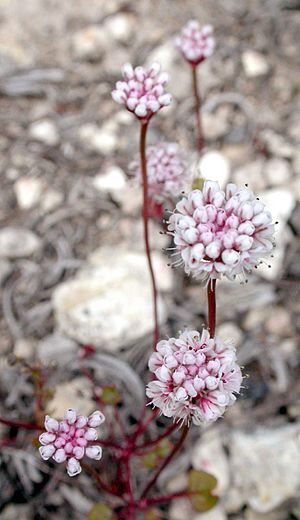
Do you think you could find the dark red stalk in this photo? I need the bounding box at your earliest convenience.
[0,417,43,431]
[207,278,216,336]
[140,121,159,349]
[191,65,204,152]
[139,424,189,500]
[81,461,123,500]
[136,421,179,451]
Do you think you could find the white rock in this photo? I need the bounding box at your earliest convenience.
[258,188,295,280]
[291,177,300,202]
[264,158,291,187]
[14,338,35,358]
[46,378,94,418]
[217,322,243,347]
[265,307,292,336]
[53,248,167,350]
[37,332,77,363]
[41,189,64,212]
[71,25,107,61]
[243,307,270,331]
[233,160,266,192]
[0,228,41,258]
[231,426,300,512]
[29,119,59,146]
[169,498,194,520]
[194,506,227,520]
[103,13,134,43]
[192,430,230,497]
[261,130,294,159]
[245,508,286,520]
[93,166,126,193]
[242,51,270,78]
[198,151,230,188]
[79,123,118,155]
[202,108,229,140]
[14,177,44,209]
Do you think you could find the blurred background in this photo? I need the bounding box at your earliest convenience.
[0,0,300,519]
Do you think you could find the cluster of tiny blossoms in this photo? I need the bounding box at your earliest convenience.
[131,142,190,201]
[168,181,275,282]
[175,20,215,66]
[147,329,242,424]
[39,409,105,477]
[111,62,172,120]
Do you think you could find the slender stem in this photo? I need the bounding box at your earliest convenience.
[140,121,159,349]
[144,490,191,506]
[191,65,204,152]
[136,421,179,451]
[133,408,159,440]
[0,417,43,431]
[124,457,135,520]
[207,278,216,336]
[140,424,189,500]
[81,461,122,500]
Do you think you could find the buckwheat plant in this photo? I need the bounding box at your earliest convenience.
[0,20,277,520]
[112,62,172,349]
[175,20,215,151]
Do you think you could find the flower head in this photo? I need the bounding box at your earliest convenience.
[111,62,172,121]
[131,142,190,201]
[175,21,215,66]
[39,409,105,477]
[146,329,242,424]
[168,181,275,282]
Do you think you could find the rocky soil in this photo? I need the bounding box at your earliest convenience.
[0,0,300,519]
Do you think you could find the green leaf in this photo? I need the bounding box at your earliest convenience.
[142,452,158,469]
[191,490,218,513]
[101,386,121,406]
[156,438,172,458]
[188,469,217,493]
[88,503,117,520]
[145,507,162,520]
[192,177,204,190]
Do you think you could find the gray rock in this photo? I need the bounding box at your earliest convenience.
[242,50,270,78]
[53,248,168,350]
[0,259,12,285]
[0,228,41,258]
[29,119,59,146]
[289,203,300,235]
[78,122,118,155]
[233,160,267,192]
[263,158,291,187]
[231,426,300,512]
[71,25,107,61]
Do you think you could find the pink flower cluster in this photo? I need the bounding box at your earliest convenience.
[39,409,105,477]
[111,62,172,120]
[168,181,275,282]
[146,329,242,424]
[175,20,215,66]
[131,142,190,201]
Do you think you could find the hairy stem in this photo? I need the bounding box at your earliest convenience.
[207,278,216,336]
[140,424,189,499]
[140,121,159,349]
[191,65,204,153]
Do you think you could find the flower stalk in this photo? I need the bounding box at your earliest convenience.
[191,65,204,152]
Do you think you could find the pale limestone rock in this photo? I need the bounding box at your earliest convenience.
[29,119,59,146]
[217,322,243,347]
[0,228,41,258]
[79,122,118,155]
[233,160,266,192]
[231,426,300,512]
[265,307,292,336]
[198,151,230,188]
[93,166,126,193]
[192,429,230,497]
[264,158,291,187]
[103,13,135,43]
[14,338,35,358]
[14,177,44,209]
[53,248,168,350]
[242,50,270,78]
[46,378,94,418]
[71,25,106,61]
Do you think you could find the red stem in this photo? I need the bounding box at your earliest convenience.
[136,421,179,451]
[207,278,216,336]
[191,65,204,153]
[143,490,191,506]
[81,461,122,500]
[0,417,43,431]
[140,121,159,349]
[139,424,189,500]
